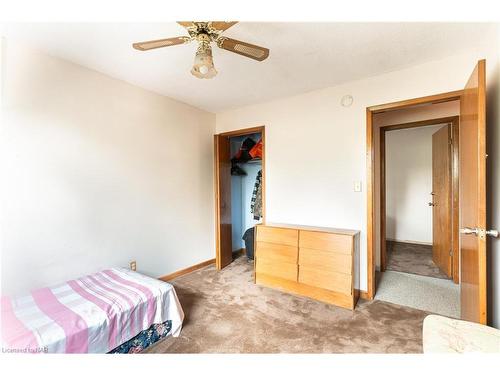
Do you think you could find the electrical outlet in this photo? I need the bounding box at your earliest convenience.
[130,261,136,271]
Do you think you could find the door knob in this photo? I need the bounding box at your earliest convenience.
[460,227,499,238]
[460,227,479,235]
[486,229,499,237]
[428,202,436,206]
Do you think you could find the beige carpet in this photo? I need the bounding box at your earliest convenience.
[144,257,430,353]
[386,240,449,279]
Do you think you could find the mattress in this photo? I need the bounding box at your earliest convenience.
[1,268,184,353]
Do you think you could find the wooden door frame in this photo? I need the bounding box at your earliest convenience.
[379,116,460,283]
[214,126,266,270]
[366,90,462,299]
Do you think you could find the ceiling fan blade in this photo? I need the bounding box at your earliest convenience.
[177,21,195,28]
[132,36,191,51]
[209,21,238,31]
[217,37,269,61]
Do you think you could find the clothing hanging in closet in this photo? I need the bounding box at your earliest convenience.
[251,170,263,220]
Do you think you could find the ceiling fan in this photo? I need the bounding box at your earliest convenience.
[132,21,269,79]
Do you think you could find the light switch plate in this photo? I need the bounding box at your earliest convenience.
[354,181,362,192]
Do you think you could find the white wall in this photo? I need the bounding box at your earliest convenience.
[230,163,262,251]
[385,124,445,244]
[230,138,244,251]
[216,37,500,327]
[231,174,244,251]
[0,41,216,295]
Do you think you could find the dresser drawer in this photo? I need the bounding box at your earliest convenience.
[299,230,352,254]
[256,258,298,281]
[256,226,298,246]
[298,266,352,295]
[299,247,351,275]
[256,241,298,263]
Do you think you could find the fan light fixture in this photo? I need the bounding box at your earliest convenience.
[191,40,217,79]
[132,22,269,80]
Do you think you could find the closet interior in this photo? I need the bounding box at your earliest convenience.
[229,132,263,261]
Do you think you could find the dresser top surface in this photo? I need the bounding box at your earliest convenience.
[258,222,360,236]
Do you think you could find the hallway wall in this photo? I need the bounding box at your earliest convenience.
[385,124,446,244]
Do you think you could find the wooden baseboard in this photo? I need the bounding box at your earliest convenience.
[159,258,215,282]
[159,248,245,282]
[356,289,372,300]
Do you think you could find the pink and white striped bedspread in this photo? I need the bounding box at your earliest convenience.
[1,268,184,353]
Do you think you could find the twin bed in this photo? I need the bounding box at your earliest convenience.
[1,267,184,353]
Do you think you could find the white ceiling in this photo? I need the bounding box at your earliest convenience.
[2,22,497,112]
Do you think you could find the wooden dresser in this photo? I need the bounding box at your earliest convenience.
[254,223,360,310]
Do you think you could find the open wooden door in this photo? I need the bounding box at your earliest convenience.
[214,135,233,270]
[432,124,452,278]
[459,60,488,324]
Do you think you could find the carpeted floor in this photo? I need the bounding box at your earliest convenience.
[144,256,429,353]
[386,240,449,279]
[375,270,460,319]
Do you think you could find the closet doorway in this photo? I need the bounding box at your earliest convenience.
[214,126,265,270]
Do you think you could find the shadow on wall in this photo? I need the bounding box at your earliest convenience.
[386,155,410,241]
[386,216,396,241]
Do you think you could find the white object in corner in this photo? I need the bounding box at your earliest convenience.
[341,95,354,107]
[423,315,500,353]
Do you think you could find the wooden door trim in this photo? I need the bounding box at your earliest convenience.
[380,129,386,271]
[366,108,377,299]
[367,92,462,299]
[368,90,463,114]
[214,126,266,270]
[214,135,220,269]
[217,126,266,138]
[451,117,460,284]
[381,116,459,131]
